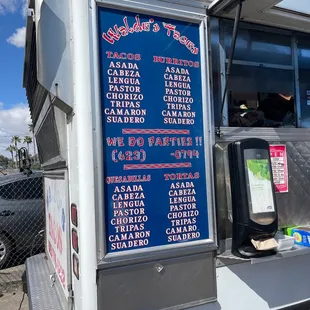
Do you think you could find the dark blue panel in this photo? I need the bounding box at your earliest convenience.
[98,7,209,254]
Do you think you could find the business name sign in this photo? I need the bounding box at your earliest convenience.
[98,7,210,254]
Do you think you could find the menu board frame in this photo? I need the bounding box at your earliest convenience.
[94,2,216,261]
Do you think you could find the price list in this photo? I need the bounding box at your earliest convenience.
[98,7,210,253]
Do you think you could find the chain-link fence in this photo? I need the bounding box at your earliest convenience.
[0,170,44,300]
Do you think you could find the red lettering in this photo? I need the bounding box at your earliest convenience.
[106,51,141,61]
[163,23,176,36]
[123,16,132,34]
[106,137,124,147]
[153,56,165,63]
[164,172,200,181]
[133,15,142,32]
[162,22,199,54]
[56,258,66,287]
[155,137,163,146]
[48,242,66,288]
[128,137,144,147]
[102,15,155,44]
[102,18,198,53]
[141,22,150,32]
[173,30,180,40]
[179,36,188,45]
[152,23,160,33]
[48,213,63,255]
[153,56,200,68]
[106,51,113,58]
[106,137,117,146]
[102,25,121,44]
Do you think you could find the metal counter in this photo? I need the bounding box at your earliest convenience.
[214,129,310,253]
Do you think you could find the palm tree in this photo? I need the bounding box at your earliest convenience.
[29,123,36,161]
[11,136,21,168]
[6,145,15,168]
[24,136,32,154]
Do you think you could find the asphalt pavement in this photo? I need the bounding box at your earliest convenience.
[0,289,29,310]
[0,265,27,310]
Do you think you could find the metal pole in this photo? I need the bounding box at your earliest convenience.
[216,1,243,137]
[71,0,98,308]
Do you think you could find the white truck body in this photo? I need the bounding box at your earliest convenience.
[23,1,310,309]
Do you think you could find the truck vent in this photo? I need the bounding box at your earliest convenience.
[36,107,60,164]
[24,16,47,126]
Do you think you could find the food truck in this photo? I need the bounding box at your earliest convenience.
[22,0,310,309]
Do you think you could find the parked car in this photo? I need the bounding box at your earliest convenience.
[0,172,44,268]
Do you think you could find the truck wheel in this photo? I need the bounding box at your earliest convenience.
[0,234,12,269]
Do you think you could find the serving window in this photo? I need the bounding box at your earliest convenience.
[211,19,310,130]
[212,17,310,263]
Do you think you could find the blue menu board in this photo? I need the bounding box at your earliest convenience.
[98,7,210,254]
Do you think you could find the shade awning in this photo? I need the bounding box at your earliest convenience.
[208,0,310,33]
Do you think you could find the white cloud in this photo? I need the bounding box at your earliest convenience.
[0,0,27,16]
[7,27,26,48]
[0,103,32,157]
[21,0,28,17]
[0,0,18,14]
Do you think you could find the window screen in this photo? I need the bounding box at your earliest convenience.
[223,24,292,66]
[216,21,295,128]
[227,65,294,94]
[36,107,60,164]
[227,65,295,128]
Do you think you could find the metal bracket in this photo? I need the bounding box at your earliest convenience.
[216,0,243,138]
[29,8,35,21]
[68,284,74,300]
[49,273,56,287]
[18,147,32,176]
[49,92,73,115]
[155,263,165,274]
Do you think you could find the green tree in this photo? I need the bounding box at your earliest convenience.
[0,155,9,168]
[6,145,15,168]
[24,136,33,154]
[11,136,21,168]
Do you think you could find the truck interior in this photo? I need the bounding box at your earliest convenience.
[229,92,295,128]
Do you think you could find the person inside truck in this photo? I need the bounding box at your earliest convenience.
[258,93,295,127]
[229,92,295,128]
[229,99,265,127]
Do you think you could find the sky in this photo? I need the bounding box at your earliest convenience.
[0,0,32,157]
